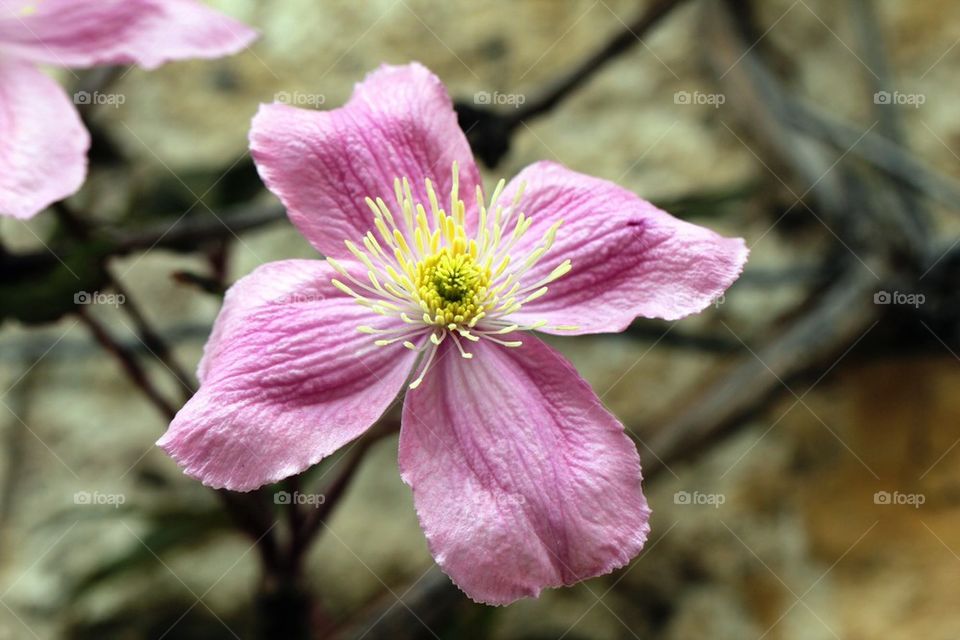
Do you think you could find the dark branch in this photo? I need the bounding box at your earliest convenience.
[456,0,692,167]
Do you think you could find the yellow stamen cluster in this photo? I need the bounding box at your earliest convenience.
[416,246,491,326]
[327,162,575,387]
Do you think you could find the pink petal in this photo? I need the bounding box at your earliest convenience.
[399,336,650,605]
[503,161,748,334]
[158,259,417,491]
[0,0,256,70]
[250,62,481,258]
[0,58,87,219]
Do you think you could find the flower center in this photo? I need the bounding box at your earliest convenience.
[416,248,491,325]
[327,162,574,387]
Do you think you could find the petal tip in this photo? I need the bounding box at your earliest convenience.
[659,233,750,321]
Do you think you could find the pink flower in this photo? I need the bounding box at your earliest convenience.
[0,0,256,219]
[159,62,748,604]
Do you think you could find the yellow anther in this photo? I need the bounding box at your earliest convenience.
[330,161,574,381]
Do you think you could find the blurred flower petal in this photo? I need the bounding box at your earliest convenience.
[0,0,256,70]
[0,58,87,219]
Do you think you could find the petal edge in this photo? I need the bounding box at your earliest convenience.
[502,161,748,334]
[400,335,650,605]
[159,259,417,491]
[250,62,480,258]
[0,59,88,219]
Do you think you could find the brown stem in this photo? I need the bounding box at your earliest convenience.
[78,288,289,635]
[291,418,400,567]
[458,0,692,167]
[509,0,692,125]
[295,438,374,558]
[643,268,882,480]
[108,274,197,400]
[4,202,285,282]
[52,202,92,240]
[77,307,177,421]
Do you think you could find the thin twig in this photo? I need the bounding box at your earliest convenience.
[296,439,374,553]
[850,0,927,250]
[294,419,401,561]
[52,202,92,240]
[643,267,881,479]
[4,201,285,280]
[77,307,178,420]
[457,0,692,167]
[112,201,285,253]
[107,273,197,399]
[509,0,692,124]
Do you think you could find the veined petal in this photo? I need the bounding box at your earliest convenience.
[0,0,256,70]
[0,58,87,219]
[501,161,748,333]
[159,259,417,492]
[399,335,650,605]
[250,62,481,258]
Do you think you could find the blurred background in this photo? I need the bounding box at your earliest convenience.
[2,0,959,638]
